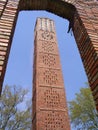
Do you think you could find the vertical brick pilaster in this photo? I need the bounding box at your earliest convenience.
[0,0,20,94]
[32,18,71,130]
[73,2,98,110]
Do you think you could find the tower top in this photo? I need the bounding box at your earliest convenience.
[34,17,55,33]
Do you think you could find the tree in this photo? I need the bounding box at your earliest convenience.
[69,85,98,130]
[0,85,32,130]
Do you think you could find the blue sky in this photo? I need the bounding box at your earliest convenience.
[3,11,88,101]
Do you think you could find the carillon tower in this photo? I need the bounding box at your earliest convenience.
[32,18,70,130]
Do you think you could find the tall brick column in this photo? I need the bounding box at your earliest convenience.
[32,18,70,130]
[0,0,20,94]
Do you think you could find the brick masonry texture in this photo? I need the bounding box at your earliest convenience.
[0,0,98,111]
[73,1,98,111]
[32,17,71,130]
[0,0,20,94]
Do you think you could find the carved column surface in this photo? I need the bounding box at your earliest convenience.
[0,0,20,94]
[32,18,71,130]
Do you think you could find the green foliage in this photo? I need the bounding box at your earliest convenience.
[69,86,98,130]
[0,85,32,130]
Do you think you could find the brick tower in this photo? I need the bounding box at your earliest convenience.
[32,18,70,130]
[0,0,98,111]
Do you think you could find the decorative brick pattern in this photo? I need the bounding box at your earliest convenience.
[37,86,67,109]
[38,68,64,87]
[38,53,60,68]
[33,18,70,130]
[37,110,70,130]
[37,40,58,54]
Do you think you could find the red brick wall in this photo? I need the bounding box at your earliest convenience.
[73,1,98,110]
[0,0,20,93]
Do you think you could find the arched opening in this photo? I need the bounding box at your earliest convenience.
[4,10,87,101]
[1,0,78,96]
[3,11,88,130]
[1,0,76,94]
